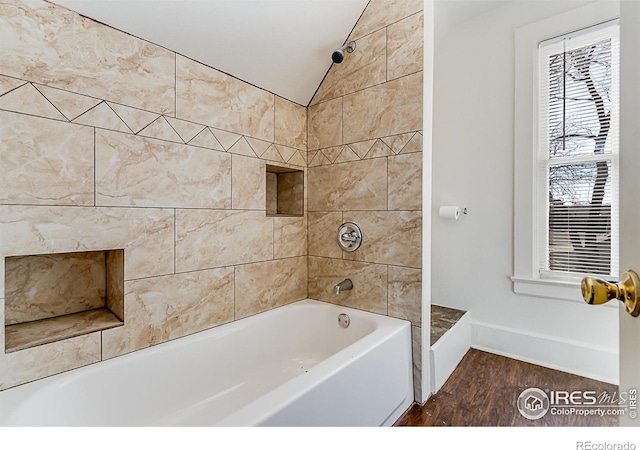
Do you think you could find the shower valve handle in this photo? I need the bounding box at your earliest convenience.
[341,232,358,242]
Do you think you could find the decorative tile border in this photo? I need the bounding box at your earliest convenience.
[0,74,307,168]
[308,131,423,167]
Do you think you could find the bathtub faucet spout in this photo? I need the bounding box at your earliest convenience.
[334,279,353,295]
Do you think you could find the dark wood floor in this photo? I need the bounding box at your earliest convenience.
[395,349,619,426]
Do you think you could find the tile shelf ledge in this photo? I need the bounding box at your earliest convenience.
[5,308,123,353]
[266,214,304,218]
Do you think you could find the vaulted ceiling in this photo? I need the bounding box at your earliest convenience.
[50,0,370,106]
[50,0,511,106]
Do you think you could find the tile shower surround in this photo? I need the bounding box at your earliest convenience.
[0,0,425,402]
[306,0,424,400]
[0,0,307,391]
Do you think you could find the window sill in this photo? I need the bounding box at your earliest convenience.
[511,276,617,307]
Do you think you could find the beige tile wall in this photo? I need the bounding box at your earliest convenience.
[0,0,307,390]
[307,0,424,401]
[0,0,423,402]
[0,1,176,114]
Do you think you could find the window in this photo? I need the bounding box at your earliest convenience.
[538,22,619,281]
[512,2,620,302]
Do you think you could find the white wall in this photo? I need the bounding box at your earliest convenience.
[432,0,619,383]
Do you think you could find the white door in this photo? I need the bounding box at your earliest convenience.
[618,0,639,428]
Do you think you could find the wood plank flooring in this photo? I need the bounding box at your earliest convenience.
[395,349,619,426]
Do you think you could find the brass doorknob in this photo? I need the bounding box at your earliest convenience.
[581,270,640,317]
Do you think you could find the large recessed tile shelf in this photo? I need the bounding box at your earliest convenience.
[4,249,124,353]
[5,308,123,353]
[266,164,304,216]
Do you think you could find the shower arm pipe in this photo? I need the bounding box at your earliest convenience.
[331,41,356,64]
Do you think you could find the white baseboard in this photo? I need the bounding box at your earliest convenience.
[471,320,619,385]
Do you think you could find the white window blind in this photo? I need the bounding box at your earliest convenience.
[537,21,620,280]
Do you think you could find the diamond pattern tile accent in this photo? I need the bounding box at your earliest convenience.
[381,132,415,154]
[0,83,66,121]
[246,137,272,157]
[138,116,183,143]
[364,140,394,159]
[228,137,257,157]
[348,139,377,159]
[260,145,284,162]
[334,146,361,163]
[73,102,131,132]
[287,151,307,167]
[188,128,224,151]
[165,117,205,143]
[35,84,101,121]
[0,75,27,97]
[108,103,159,134]
[211,128,242,150]
[274,144,297,163]
[308,151,331,167]
[321,146,344,163]
[399,132,423,154]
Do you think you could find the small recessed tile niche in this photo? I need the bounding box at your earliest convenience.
[266,164,304,216]
[4,249,124,353]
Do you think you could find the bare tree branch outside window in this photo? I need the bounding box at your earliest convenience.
[547,39,613,275]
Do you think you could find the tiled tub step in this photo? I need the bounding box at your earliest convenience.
[430,305,470,394]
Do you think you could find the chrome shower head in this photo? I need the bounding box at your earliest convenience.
[331,41,356,64]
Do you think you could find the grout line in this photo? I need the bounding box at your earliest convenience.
[31,83,69,121]
[350,7,424,44]
[0,80,27,100]
[230,154,234,209]
[93,128,96,206]
[341,211,345,260]
[124,264,237,282]
[386,264,389,317]
[164,116,186,144]
[340,96,344,147]
[120,255,308,284]
[105,101,135,134]
[386,155,389,211]
[312,68,423,108]
[308,255,420,271]
[305,108,309,168]
[307,211,310,298]
[0,203,421,213]
[173,209,177,274]
[0,107,70,124]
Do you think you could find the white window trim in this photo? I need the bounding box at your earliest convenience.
[513,1,620,303]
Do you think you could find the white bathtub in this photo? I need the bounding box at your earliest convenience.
[0,299,414,426]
